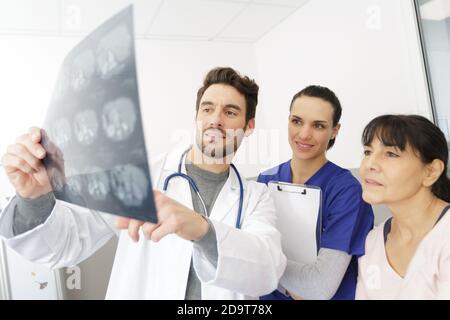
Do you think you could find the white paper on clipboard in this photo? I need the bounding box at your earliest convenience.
[268,181,322,264]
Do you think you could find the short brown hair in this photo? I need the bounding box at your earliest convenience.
[196,67,259,124]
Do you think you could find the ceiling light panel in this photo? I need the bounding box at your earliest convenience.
[148,0,246,39]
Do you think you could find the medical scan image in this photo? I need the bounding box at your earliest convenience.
[41,130,66,193]
[50,118,72,149]
[97,24,131,78]
[102,97,137,141]
[110,164,149,207]
[52,72,70,102]
[85,166,110,201]
[66,170,82,195]
[70,50,95,92]
[42,6,157,223]
[73,109,98,146]
[49,167,65,192]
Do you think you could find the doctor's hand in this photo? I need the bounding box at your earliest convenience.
[1,127,52,199]
[115,190,209,243]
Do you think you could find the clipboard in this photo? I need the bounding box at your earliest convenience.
[268,181,322,264]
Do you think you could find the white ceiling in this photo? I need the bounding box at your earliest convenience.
[0,0,309,43]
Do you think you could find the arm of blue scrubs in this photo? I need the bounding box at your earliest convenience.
[279,248,352,300]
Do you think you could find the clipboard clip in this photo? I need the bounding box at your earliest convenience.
[277,185,307,195]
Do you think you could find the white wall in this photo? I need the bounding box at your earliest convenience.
[0,36,77,172]
[254,0,432,171]
[0,0,433,180]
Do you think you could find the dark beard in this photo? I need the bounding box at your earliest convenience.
[195,126,246,160]
[202,139,238,159]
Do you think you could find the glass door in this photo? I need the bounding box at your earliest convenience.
[415,0,450,163]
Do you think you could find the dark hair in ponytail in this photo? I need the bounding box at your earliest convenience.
[433,170,450,202]
[362,114,450,202]
[290,85,342,150]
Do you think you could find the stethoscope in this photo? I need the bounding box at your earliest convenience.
[162,146,244,229]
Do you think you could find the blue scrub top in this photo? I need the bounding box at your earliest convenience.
[258,160,374,300]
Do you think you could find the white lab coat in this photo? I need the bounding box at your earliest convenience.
[0,144,286,299]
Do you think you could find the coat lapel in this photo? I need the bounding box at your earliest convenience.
[210,166,245,225]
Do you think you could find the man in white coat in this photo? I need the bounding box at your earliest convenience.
[0,67,286,299]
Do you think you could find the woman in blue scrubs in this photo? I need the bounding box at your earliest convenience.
[259,86,374,300]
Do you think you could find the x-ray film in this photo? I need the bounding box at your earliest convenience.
[41,6,157,223]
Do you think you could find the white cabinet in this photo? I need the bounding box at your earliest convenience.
[0,169,64,300]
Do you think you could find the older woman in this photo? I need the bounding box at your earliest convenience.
[356,114,450,299]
